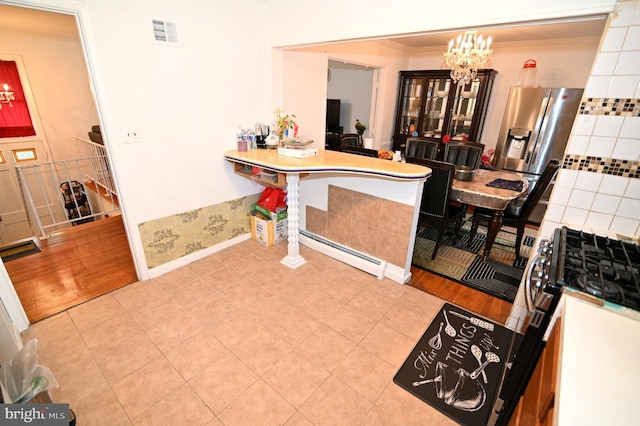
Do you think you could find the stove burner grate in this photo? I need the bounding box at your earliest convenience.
[573,275,621,299]
[560,227,640,311]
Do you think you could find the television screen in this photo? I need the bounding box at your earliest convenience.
[326,99,341,133]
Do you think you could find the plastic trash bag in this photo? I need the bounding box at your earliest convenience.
[0,338,58,403]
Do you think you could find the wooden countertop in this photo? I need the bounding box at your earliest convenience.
[224,149,431,181]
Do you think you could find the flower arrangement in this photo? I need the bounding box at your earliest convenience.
[355,119,367,135]
[480,149,495,169]
[274,108,298,139]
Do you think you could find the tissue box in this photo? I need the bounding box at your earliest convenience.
[252,204,288,221]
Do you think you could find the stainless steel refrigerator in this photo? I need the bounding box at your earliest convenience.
[492,86,583,223]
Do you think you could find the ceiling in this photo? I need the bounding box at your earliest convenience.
[1,6,608,59]
[0,5,78,37]
[384,17,608,50]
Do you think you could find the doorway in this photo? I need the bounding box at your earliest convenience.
[0,3,136,325]
[327,60,377,146]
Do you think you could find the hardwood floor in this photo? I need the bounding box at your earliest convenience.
[407,266,512,324]
[4,215,137,323]
[4,214,513,326]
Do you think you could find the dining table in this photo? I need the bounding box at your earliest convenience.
[450,168,529,259]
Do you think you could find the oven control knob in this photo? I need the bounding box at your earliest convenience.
[538,239,553,254]
[535,270,548,281]
[531,277,542,289]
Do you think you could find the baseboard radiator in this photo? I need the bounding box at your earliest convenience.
[299,230,387,279]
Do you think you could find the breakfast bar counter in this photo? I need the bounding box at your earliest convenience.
[224,148,431,180]
[225,149,431,283]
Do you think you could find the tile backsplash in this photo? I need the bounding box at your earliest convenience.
[540,0,640,242]
[580,97,640,116]
[511,0,640,328]
[562,154,640,178]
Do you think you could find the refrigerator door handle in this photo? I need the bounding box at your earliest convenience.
[530,96,555,167]
[524,97,549,166]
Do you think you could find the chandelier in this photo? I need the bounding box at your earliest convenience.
[0,83,14,110]
[443,31,492,85]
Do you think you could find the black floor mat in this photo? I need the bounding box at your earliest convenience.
[394,303,515,426]
[0,240,41,262]
[459,256,523,302]
[412,220,535,303]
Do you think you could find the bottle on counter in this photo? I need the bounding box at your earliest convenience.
[236,125,247,152]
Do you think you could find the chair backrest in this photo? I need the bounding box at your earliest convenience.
[443,141,485,169]
[406,157,455,220]
[405,138,439,160]
[325,132,342,151]
[517,158,561,220]
[340,133,361,147]
[341,145,379,158]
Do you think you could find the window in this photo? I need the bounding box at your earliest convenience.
[12,148,37,162]
[0,60,36,138]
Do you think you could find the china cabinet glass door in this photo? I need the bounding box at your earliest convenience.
[449,78,481,140]
[420,77,451,139]
[397,76,425,136]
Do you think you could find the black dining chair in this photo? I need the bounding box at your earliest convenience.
[406,157,467,260]
[467,159,561,260]
[405,137,439,160]
[340,145,379,158]
[340,133,361,147]
[325,132,342,151]
[443,141,485,169]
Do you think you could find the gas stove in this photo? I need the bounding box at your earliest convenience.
[558,227,640,312]
[490,226,640,425]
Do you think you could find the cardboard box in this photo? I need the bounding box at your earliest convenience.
[250,214,288,247]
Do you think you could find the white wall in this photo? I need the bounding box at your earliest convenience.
[82,0,270,221]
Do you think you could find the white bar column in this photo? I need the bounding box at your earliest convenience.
[281,172,306,268]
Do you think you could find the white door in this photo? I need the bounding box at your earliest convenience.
[0,138,59,244]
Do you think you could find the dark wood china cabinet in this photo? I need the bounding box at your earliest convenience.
[392,69,497,154]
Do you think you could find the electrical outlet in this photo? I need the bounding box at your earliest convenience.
[125,129,142,143]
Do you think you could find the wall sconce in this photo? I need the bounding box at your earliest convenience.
[0,83,15,110]
[443,31,492,85]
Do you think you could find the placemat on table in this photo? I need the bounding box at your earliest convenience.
[486,179,524,192]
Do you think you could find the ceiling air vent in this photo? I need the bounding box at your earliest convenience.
[152,19,178,44]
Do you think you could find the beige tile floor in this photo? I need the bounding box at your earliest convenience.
[22,239,457,425]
